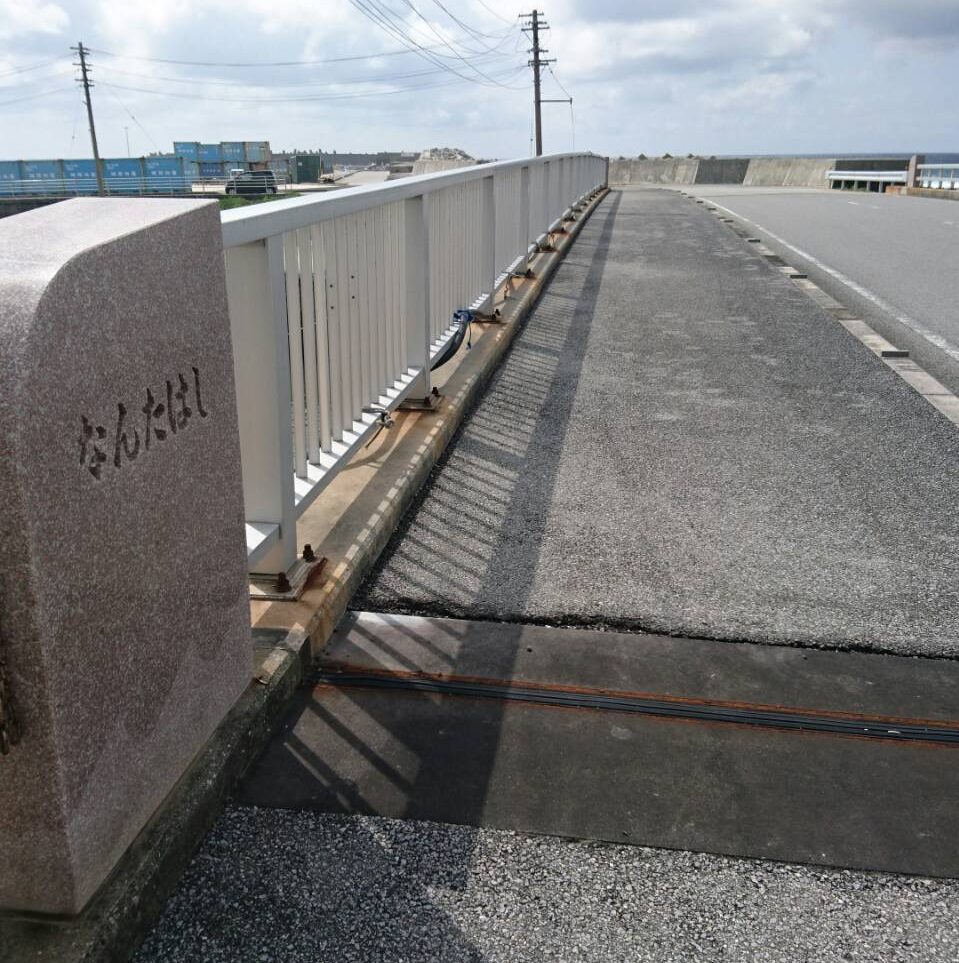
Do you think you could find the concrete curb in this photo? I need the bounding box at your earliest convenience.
[0,185,609,963]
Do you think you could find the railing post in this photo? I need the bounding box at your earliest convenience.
[224,235,298,578]
[520,165,531,268]
[478,174,496,313]
[402,193,432,402]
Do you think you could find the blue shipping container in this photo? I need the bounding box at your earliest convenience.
[199,143,222,162]
[145,156,183,177]
[244,141,269,162]
[199,161,225,177]
[22,160,62,181]
[173,141,200,160]
[104,158,144,193]
[63,158,98,194]
[0,160,22,194]
[221,142,245,161]
[184,161,200,178]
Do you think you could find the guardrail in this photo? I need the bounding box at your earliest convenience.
[918,163,959,190]
[827,170,908,191]
[0,174,291,197]
[221,152,607,588]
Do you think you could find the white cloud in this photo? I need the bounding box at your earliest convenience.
[0,0,69,39]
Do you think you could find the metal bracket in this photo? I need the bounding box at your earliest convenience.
[399,386,442,411]
[250,547,327,601]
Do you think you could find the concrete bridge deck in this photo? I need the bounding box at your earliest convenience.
[136,188,959,961]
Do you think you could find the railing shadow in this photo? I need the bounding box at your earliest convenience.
[235,192,623,957]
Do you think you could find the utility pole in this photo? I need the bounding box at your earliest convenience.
[521,10,555,157]
[71,42,105,196]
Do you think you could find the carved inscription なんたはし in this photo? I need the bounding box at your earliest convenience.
[79,366,209,480]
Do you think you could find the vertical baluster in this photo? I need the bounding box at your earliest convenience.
[310,223,333,453]
[403,193,432,399]
[356,209,372,409]
[332,217,353,435]
[296,226,321,463]
[282,230,307,478]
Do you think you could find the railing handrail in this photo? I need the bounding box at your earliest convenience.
[917,163,959,171]
[221,152,602,248]
[826,169,908,179]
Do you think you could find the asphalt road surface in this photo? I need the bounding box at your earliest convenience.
[687,186,959,392]
[357,188,959,659]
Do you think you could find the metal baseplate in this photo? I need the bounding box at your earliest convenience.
[249,548,327,601]
[398,387,442,411]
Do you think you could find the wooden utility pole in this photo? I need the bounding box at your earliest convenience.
[521,10,555,157]
[71,42,105,196]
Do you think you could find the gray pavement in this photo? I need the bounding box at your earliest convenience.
[134,188,959,961]
[135,807,959,963]
[357,187,959,658]
[686,185,959,394]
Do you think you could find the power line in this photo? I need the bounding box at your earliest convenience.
[424,0,517,41]
[86,38,507,69]
[94,58,515,89]
[96,65,527,104]
[392,0,520,84]
[473,0,517,26]
[0,57,65,79]
[100,82,161,151]
[0,86,73,107]
[345,0,520,88]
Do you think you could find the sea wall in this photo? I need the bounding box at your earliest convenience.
[609,156,838,189]
[607,158,698,185]
[743,158,836,188]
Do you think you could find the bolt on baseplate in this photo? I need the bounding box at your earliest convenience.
[0,651,21,755]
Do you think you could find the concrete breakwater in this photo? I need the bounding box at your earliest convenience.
[609,156,837,188]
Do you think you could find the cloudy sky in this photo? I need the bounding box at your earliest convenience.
[1,0,957,161]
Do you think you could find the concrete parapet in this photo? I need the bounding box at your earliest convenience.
[0,198,252,915]
[608,158,699,185]
[695,158,750,184]
[743,157,836,188]
[609,156,838,189]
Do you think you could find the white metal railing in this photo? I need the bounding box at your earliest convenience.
[220,152,607,577]
[826,170,908,185]
[918,163,959,190]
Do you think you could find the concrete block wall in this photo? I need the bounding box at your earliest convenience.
[742,158,836,188]
[609,156,837,189]
[607,158,699,185]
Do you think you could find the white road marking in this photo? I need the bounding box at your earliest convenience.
[707,199,959,364]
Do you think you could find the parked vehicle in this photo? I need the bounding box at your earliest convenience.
[225,169,278,196]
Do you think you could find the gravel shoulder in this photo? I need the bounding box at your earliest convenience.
[135,807,959,963]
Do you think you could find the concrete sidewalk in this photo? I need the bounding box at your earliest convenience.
[358,187,959,659]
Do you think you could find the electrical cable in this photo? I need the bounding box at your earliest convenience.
[0,57,64,79]
[101,83,161,151]
[86,38,505,68]
[472,0,516,26]
[391,0,520,83]
[345,0,521,88]
[96,64,527,103]
[93,58,515,89]
[0,86,74,108]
